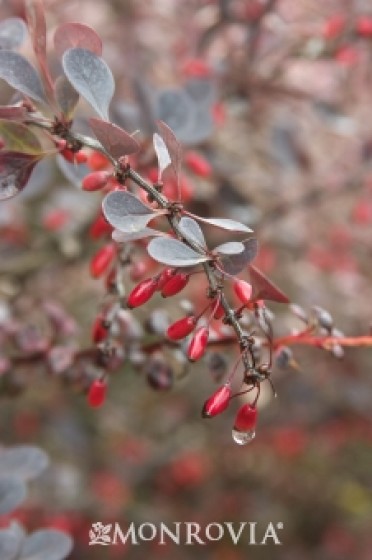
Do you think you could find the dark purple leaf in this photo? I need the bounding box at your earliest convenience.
[0,18,27,50]
[102,190,160,233]
[19,529,73,560]
[0,51,46,104]
[178,216,206,248]
[249,265,290,303]
[112,227,164,242]
[0,120,42,154]
[0,105,27,120]
[0,445,49,481]
[214,241,245,255]
[147,237,209,267]
[89,117,139,159]
[54,76,79,118]
[25,0,54,100]
[62,48,115,120]
[54,22,102,57]
[192,215,253,233]
[0,151,40,200]
[0,478,26,515]
[220,238,258,275]
[0,523,25,560]
[156,120,182,191]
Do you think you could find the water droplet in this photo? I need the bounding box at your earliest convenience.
[232,429,255,445]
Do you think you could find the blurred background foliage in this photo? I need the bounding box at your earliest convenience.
[0,0,372,558]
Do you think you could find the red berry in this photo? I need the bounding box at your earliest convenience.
[233,279,253,306]
[234,403,257,432]
[82,171,111,191]
[156,268,175,290]
[161,273,189,297]
[323,15,345,40]
[356,16,372,37]
[88,379,107,407]
[184,151,212,178]
[75,150,88,164]
[167,316,197,341]
[61,148,76,163]
[213,301,225,320]
[335,45,359,65]
[89,213,113,239]
[91,316,108,343]
[127,278,158,308]
[90,243,116,278]
[182,58,210,78]
[88,151,110,171]
[187,326,209,362]
[202,384,232,418]
[43,209,69,231]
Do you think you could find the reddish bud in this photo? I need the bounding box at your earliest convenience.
[161,273,189,297]
[323,15,346,39]
[82,171,111,191]
[234,403,257,432]
[89,213,113,239]
[233,279,253,306]
[184,151,212,178]
[88,151,110,171]
[88,379,107,408]
[91,316,108,343]
[187,326,209,361]
[127,278,158,308]
[202,384,232,418]
[90,243,116,278]
[356,16,372,37]
[167,316,197,341]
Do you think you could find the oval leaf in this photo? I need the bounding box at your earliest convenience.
[89,118,139,159]
[102,190,158,233]
[214,241,245,255]
[0,51,46,104]
[156,120,182,193]
[54,22,102,57]
[220,238,258,276]
[19,529,73,560]
[62,48,114,120]
[0,445,49,481]
[0,523,25,560]
[0,478,27,515]
[112,227,164,242]
[54,76,79,118]
[178,216,206,248]
[0,18,28,50]
[153,132,171,181]
[193,215,253,234]
[147,237,209,267]
[0,120,42,154]
[0,151,40,201]
[248,265,290,303]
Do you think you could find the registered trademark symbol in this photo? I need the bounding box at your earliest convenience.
[276,522,283,530]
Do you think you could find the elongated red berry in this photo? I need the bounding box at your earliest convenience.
[161,273,189,297]
[213,300,225,320]
[89,213,113,239]
[75,150,87,164]
[82,171,111,191]
[91,316,108,343]
[127,278,158,308]
[187,326,209,361]
[90,243,116,278]
[184,151,212,178]
[234,403,257,432]
[156,268,174,290]
[323,15,345,39]
[61,148,75,163]
[233,279,253,305]
[88,379,107,407]
[88,150,110,171]
[167,316,197,341]
[202,384,232,418]
[356,16,372,37]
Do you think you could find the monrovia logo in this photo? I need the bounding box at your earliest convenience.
[89,521,283,546]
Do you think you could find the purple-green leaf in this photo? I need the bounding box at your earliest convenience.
[54,22,102,57]
[0,51,46,104]
[147,237,209,267]
[62,48,114,120]
[0,151,40,200]
[219,238,258,275]
[0,120,42,154]
[102,190,160,233]
[0,18,27,50]
[89,118,139,159]
[54,76,79,118]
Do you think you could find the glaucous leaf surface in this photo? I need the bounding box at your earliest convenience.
[219,238,258,275]
[192,215,253,233]
[56,154,90,188]
[19,530,73,560]
[112,227,164,242]
[89,118,139,158]
[54,22,102,57]
[62,48,114,120]
[0,478,27,515]
[147,237,209,267]
[0,445,49,481]
[0,18,28,50]
[178,216,206,248]
[214,241,245,255]
[153,132,171,180]
[0,51,46,104]
[0,523,25,560]
[103,190,159,233]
